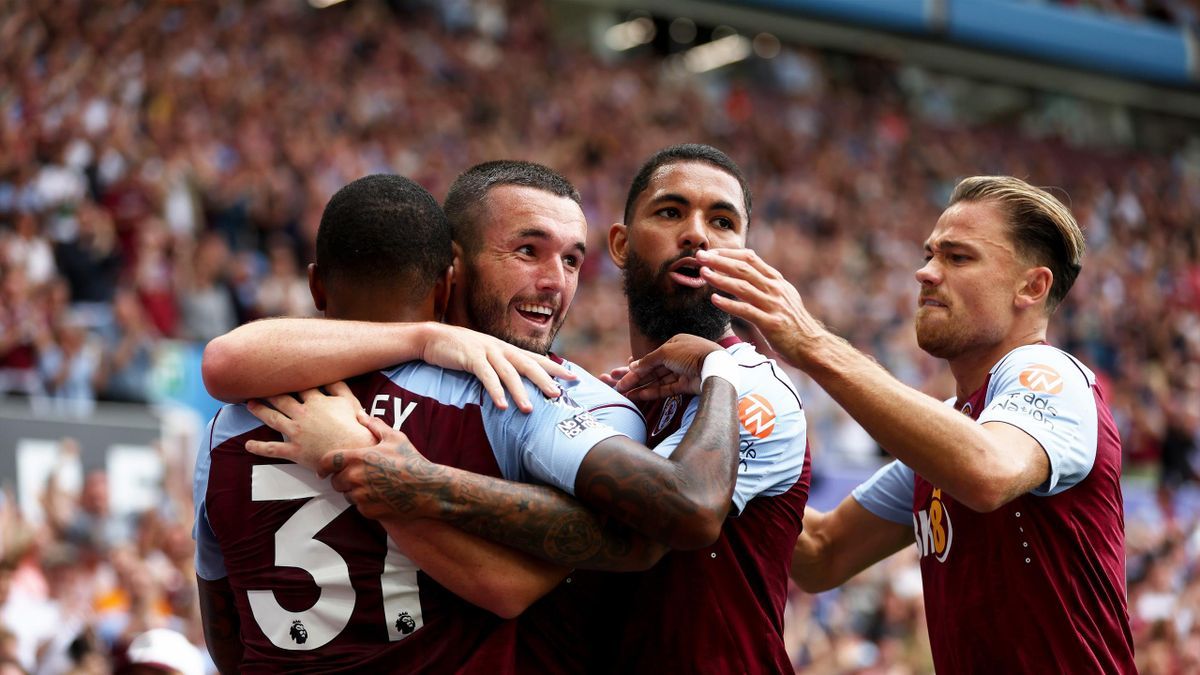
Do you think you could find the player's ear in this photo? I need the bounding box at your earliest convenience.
[433,265,453,322]
[1015,265,1052,310]
[608,223,629,270]
[307,263,326,312]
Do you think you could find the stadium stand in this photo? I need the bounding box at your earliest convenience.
[0,0,1197,672]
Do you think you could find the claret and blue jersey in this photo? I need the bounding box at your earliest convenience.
[853,344,1135,673]
[192,356,643,673]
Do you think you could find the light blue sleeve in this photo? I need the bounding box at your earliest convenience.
[852,460,915,525]
[652,347,808,514]
[480,378,629,494]
[557,361,647,445]
[978,346,1099,496]
[192,413,227,581]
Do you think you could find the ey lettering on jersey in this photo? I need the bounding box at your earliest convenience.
[609,338,810,675]
[911,345,1134,673]
[193,358,643,674]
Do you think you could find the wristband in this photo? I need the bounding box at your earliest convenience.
[700,349,741,393]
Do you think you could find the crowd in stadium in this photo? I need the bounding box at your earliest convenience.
[1,0,1198,672]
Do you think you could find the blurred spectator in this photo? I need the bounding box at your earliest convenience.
[49,468,135,552]
[34,315,100,417]
[118,628,205,675]
[53,203,122,326]
[175,234,237,344]
[0,0,1196,670]
[96,288,158,404]
[254,238,314,319]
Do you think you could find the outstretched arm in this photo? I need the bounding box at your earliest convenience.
[203,318,573,412]
[790,500,912,593]
[696,248,1050,513]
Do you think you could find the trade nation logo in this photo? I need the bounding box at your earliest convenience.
[737,394,776,439]
[1019,364,1064,394]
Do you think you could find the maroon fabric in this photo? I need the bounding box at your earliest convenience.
[600,399,809,674]
[912,378,1134,673]
[205,371,508,673]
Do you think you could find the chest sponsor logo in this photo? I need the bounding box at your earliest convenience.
[1019,364,1064,394]
[652,395,681,437]
[913,487,953,563]
[737,394,776,439]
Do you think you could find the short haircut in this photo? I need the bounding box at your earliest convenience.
[623,144,752,225]
[315,174,451,298]
[443,160,581,256]
[949,176,1084,313]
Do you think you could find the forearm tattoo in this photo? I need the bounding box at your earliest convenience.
[356,448,654,570]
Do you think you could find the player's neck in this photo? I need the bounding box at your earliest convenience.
[326,295,433,324]
[628,324,737,359]
[948,327,1049,401]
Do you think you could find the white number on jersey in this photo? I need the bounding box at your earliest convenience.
[248,464,424,650]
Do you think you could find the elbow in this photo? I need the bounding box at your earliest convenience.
[667,505,727,550]
[488,597,530,621]
[201,336,241,402]
[791,575,836,594]
[956,487,1011,514]
[474,579,541,619]
[954,467,1023,513]
[619,541,669,572]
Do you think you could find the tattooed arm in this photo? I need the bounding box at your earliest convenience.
[198,576,243,673]
[336,437,669,571]
[332,368,738,559]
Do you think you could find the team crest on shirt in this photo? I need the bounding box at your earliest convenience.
[652,395,681,436]
[913,488,954,563]
[960,402,972,416]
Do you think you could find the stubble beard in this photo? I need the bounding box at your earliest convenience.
[464,272,561,356]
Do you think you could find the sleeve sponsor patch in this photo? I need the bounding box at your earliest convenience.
[1018,364,1064,394]
[737,394,776,439]
[556,410,603,439]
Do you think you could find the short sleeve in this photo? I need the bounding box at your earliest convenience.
[481,378,630,495]
[852,460,916,525]
[978,346,1098,496]
[192,413,227,581]
[652,344,808,514]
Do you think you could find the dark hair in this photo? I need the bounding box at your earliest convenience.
[949,176,1084,313]
[443,160,581,256]
[623,144,752,225]
[315,174,452,298]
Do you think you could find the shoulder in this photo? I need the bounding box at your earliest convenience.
[209,403,264,449]
[379,361,484,408]
[727,342,803,419]
[556,357,645,423]
[989,345,1095,393]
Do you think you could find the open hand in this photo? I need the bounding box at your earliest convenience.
[245,381,373,472]
[696,248,826,370]
[421,324,575,413]
[615,334,723,400]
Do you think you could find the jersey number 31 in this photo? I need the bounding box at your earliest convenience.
[248,464,424,650]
